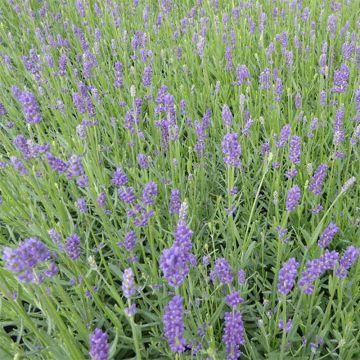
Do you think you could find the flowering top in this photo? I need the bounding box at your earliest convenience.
[277,258,299,295]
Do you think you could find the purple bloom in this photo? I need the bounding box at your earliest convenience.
[308,164,328,195]
[332,64,350,93]
[318,223,339,248]
[277,258,299,295]
[259,68,271,90]
[276,124,291,148]
[170,189,181,215]
[142,181,158,206]
[142,65,152,87]
[77,198,88,213]
[238,270,246,285]
[112,167,128,186]
[0,102,7,116]
[289,136,301,165]
[67,155,84,179]
[118,187,136,204]
[286,185,301,212]
[294,93,302,110]
[3,238,53,283]
[137,153,148,169]
[12,87,42,124]
[122,268,136,298]
[299,250,339,294]
[333,107,345,146]
[163,295,186,353]
[125,303,137,317]
[222,104,233,126]
[47,153,68,173]
[210,258,233,284]
[223,310,245,360]
[222,133,242,168]
[279,319,293,333]
[89,328,109,360]
[160,222,194,288]
[65,234,81,260]
[97,192,107,208]
[10,156,28,176]
[118,231,137,251]
[336,246,360,278]
[226,291,244,307]
[235,65,250,86]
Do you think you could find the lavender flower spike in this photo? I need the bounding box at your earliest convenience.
[308,164,328,195]
[286,185,301,212]
[277,258,299,295]
[163,295,186,353]
[336,246,360,278]
[222,133,242,168]
[89,328,109,360]
[318,223,339,248]
[223,310,245,360]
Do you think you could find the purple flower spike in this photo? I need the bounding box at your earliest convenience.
[142,181,158,206]
[289,136,301,165]
[286,185,301,212]
[89,328,109,360]
[210,258,233,284]
[318,223,339,248]
[299,250,339,294]
[336,246,360,278]
[223,310,245,360]
[277,258,299,295]
[12,87,42,124]
[308,164,328,195]
[65,234,81,260]
[226,291,244,307]
[222,133,242,168]
[163,295,186,353]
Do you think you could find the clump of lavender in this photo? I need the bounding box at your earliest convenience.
[318,223,339,248]
[223,310,245,360]
[335,246,360,278]
[308,164,328,195]
[163,295,186,353]
[222,133,242,168]
[89,328,109,360]
[65,234,81,260]
[289,136,301,165]
[210,258,233,284]
[277,258,299,295]
[286,185,301,212]
[12,87,42,124]
[3,238,57,283]
[299,250,339,294]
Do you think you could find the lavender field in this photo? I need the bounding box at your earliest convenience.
[0,0,359,359]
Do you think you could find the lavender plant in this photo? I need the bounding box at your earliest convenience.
[0,1,359,359]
